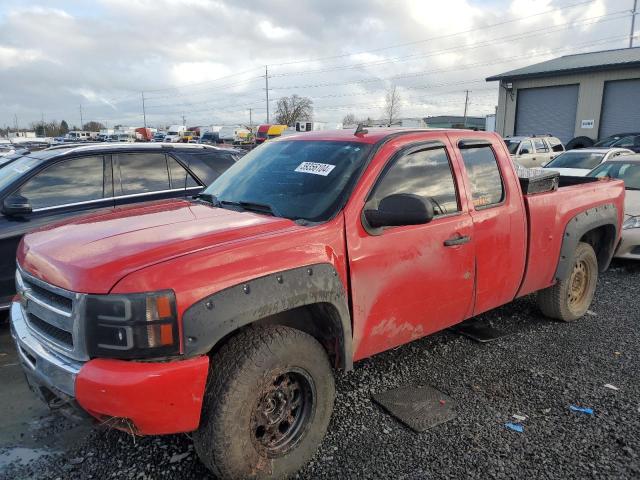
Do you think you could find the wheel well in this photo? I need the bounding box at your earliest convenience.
[580,224,617,272]
[206,303,346,369]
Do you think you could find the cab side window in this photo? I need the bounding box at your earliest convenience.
[370,147,459,216]
[168,157,199,188]
[117,153,170,195]
[519,140,533,154]
[533,139,549,152]
[459,146,504,208]
[18,156,105,209]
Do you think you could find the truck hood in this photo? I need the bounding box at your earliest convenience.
[19,199,298,293]
[626,189,640,217]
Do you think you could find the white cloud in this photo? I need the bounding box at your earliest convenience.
[0,0,629,127]
[259,20,294,39]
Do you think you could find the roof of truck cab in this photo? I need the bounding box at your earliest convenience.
[275,127,474,144]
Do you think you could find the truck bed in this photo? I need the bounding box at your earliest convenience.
[517,177,626,298]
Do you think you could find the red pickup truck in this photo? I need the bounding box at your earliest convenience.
[11,129,624,479]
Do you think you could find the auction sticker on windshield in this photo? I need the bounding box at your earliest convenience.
[295,162,336,176]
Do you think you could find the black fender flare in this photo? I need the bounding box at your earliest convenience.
[554,203,619,281]
[181,263,353,370]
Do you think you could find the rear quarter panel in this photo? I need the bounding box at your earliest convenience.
[517,179,625,297]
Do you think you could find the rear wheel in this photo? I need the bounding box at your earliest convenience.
[193,325,335,479]
[537,242,598,321]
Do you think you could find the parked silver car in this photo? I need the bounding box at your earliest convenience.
[588,156,640,260]
[544,148,634,176]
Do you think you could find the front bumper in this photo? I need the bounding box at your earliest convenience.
[10,300,210,435]
[615,228,640,260]
[10,300,82,403]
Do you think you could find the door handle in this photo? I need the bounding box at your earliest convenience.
[444,235,471,247]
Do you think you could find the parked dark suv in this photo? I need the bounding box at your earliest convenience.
[594,133,640,153]
[0,142,240,310]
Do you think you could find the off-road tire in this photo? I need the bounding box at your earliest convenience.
[537,242,598,321]
[193,325,335,479]
[565,136,595,150]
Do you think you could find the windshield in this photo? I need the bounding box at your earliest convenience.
[203,140,372,222]
[589,162,640,190]
[545,151,605,170]
[595,135,626,147]
[0,155,42,191]
[257,131,268,139]
[504,140,520,154]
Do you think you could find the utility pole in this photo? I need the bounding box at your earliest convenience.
[141,92,147,128]
[463,90,470,127]
[41,112,45,136]
[631,0,638,48]
[14,113,18,131]
[265,65,270,123]
[181,114,186,126]
[79,104,84,130]
[249,108,253,130]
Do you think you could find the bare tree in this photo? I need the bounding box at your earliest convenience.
[342,113,358,126]
[383,86,401,126]
[83,121,105,132]
[275,95,313,126]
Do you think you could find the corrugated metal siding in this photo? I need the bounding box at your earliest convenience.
[515,85,579,143]
[599,78,640,138]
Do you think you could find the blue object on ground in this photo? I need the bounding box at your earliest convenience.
[505,422,524,432]
[569,405,594,415]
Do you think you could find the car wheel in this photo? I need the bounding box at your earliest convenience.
[537,242,598,321]
[193,325,335,479]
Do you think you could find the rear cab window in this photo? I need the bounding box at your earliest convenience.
[459,145,505,209]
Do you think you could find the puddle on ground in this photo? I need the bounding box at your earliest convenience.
[0,446,56,469]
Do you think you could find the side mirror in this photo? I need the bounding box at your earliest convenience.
[3,195,32,216]
[364,193,434,229]
[520,148,531,155]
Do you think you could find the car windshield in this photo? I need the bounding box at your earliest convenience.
[545,151,605,170]
[594,135,630,147]
[257,131,268,138]
[504,140,520,154]
[0,154,43,191]
[589,162,640,190]
[203,140,372,222]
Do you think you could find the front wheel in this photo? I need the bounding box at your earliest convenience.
[537,241,598,321]
[193,325,335,479]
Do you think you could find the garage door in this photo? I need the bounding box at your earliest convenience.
[515,85,579,144]
[599,78,640,138]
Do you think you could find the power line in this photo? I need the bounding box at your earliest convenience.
[267,0,600,67]
[269,11,629,77]
[631,0,638,47]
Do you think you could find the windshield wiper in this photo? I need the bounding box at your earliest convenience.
[194,192,221,206]
[219,200,281,217]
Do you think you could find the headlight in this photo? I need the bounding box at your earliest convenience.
[623,216,640,230]
[85,290,179,359]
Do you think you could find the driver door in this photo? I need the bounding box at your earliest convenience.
[346,143,475,360]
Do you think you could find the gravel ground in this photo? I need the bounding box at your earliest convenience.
[1,261,639,480]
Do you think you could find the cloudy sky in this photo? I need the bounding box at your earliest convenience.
[0,0,635,129]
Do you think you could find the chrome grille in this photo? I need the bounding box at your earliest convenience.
[16,268,89,361]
